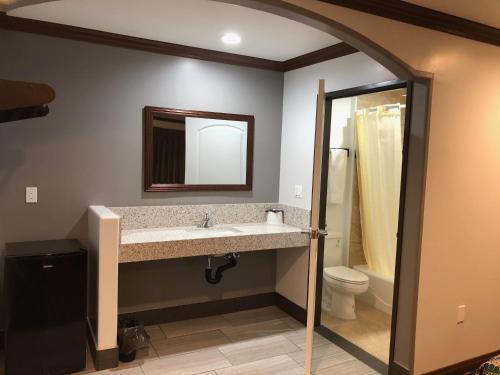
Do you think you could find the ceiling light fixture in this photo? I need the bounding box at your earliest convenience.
[221,32,241,45]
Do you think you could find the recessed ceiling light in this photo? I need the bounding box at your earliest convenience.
[221,32,241,45]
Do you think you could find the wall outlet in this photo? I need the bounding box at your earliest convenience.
[26,187,38,203]
[457,305,466,324]
[294,185,303,199]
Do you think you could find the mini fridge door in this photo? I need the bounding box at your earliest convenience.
[5,251,87,375]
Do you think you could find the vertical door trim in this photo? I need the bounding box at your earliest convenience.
[304,79,326,375]
[314,97,333,325]
[389,80,414,367]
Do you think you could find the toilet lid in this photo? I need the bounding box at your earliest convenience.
[324,266,369,285]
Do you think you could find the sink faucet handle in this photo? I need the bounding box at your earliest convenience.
[200,212,213,228]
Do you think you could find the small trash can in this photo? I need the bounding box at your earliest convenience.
[117,318,150,363]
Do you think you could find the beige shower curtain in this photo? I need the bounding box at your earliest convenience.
[355,106,402,278]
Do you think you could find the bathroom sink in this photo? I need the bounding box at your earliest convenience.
[185,227,242,237]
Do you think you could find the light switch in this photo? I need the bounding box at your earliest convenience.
[26,187,38,203]
[294,185,303,199]
[457,305,466,324]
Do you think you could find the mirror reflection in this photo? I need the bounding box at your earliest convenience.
[144,107,254,192]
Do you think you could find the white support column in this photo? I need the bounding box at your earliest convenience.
[88,206,120,352]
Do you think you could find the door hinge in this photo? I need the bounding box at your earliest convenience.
[301,228,328,239]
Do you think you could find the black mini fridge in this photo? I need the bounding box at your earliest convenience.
[4,239,87,375]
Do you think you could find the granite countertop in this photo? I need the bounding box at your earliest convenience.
[119,222,310,263]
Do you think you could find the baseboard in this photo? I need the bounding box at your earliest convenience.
[119,292,307,327]
[390,361,409,375]
[274,293,307,324]
[119,292,277,325]
[86,319,119,371]
[424,349,500,375]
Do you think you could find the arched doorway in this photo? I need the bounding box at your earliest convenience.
[211,2,429,374]
[2,1,430,373]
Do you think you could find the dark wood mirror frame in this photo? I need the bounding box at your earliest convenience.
[144,106,254,192]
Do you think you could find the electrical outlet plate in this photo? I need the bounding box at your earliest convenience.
[26,187,38,203]
[294,184,303,199]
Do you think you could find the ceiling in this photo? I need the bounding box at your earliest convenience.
[2,0,497,59]
[404,0,500,28]
[5,0,340,61]
[3,0,500,29]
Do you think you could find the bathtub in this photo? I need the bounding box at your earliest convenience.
[353,264,394,315]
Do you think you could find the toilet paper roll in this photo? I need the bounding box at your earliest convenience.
[266,209,284,225]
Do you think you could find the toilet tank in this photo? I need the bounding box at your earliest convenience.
[323,231,343,267]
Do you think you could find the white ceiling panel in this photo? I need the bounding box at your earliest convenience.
[8,0,340,61]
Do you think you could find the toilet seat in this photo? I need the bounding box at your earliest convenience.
[324,266,368,285]
[322,266,369,320]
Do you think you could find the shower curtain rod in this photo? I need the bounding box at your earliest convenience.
[365,103,405,112]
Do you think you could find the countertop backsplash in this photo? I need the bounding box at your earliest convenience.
[110,203,310,230]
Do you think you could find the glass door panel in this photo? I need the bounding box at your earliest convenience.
[308,84,409,375]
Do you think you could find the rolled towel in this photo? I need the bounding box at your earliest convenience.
[328,149,348,204]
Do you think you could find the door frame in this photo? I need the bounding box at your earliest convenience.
[313,79,413,373]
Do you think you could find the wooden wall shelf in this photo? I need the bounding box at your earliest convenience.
[0,79,55,123]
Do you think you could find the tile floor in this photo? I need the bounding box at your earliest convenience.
[74,306,381,375]
[321,302,392,363]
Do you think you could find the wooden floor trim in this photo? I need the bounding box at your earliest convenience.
[119,292,277,326]
[86,320,119,371]
[274,292,307,324]
[424,349,500,375]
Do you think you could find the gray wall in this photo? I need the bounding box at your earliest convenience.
[119,251,277,313]
[0,30,284,311]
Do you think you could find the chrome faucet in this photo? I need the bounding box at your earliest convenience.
[199,212,213,228]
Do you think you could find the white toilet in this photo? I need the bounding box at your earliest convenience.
[323,266,369,320]
[322,232,370,320]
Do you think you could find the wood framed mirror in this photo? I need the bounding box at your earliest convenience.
[144,106,254,192]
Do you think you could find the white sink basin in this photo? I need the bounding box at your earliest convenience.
[185,227,242,237]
